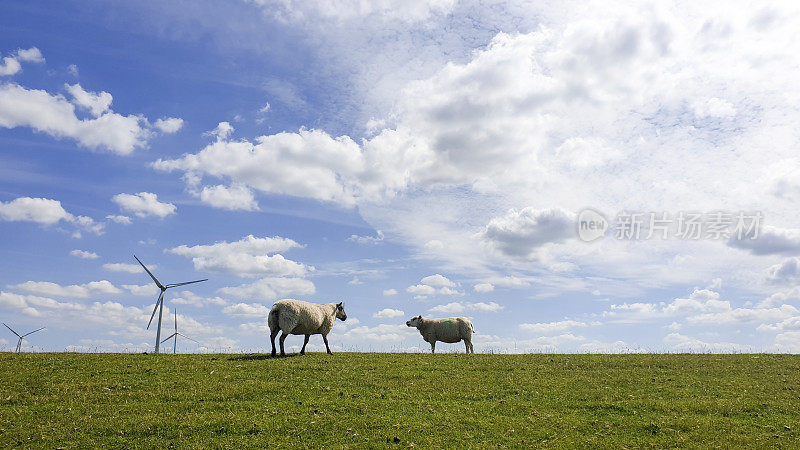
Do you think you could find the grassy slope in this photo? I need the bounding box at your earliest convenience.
[0,353,798,448]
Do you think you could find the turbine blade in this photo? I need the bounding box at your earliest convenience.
[165,279,208,289]
[21,327,45,337]
[147,291,165,330]
[134,255,164,290]
[161,333,177,344]
[177,332,199,344]
[3,323,20,338]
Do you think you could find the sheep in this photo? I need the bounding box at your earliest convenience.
[406,315,474,354]
[268,299,347,357]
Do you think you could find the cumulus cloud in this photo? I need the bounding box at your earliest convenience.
[8,280,120,298]
[519,320,587,334]
[420,274,454,287]
[103,262,153,274]
[428,301,503,314]
[121,284,159,296]
[65,83,112,117]
[481,208,575,258]
[0,197,103,235]
[382,288,398,296]
[70,249,99,260]
[217,277,315,301]
[105,214,132,225]
[474,283,494,293]
[198,184,258,211]
[0,83,152,154]
[0,47,43,76]
[154,117,184,134]
[347,230,384,244]
[727,226,800,256]
[221,302,271,318]
[373,308,405,319]
[171,291,227,307]
[0,197,73,225]
[112,192,176,218]
[168,235,307,277]
[763,257,800,285]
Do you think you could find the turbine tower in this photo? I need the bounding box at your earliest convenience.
[3,323,45,353]
[134,255,207,354]
[161,309,199,354]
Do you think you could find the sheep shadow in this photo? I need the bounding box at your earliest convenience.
[228,353,301,361]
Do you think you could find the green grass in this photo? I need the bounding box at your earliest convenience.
[1,353,798,448]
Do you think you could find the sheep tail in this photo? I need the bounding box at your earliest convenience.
[268,305,279,332]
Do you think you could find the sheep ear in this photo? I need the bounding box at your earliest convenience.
[337,302,343,307]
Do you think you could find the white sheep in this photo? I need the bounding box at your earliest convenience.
[406,315,475,354]
[268,299,347,356]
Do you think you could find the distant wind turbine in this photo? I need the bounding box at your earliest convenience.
[3,323,45,353]
[134,255,207,354]
[160,308,199,354]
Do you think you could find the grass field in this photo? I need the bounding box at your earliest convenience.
[1,352,799,448]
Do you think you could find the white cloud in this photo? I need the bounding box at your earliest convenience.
[171,290,227,307]
[103,262,153,274]
[406,284,435,295]
[205,121,233,140]
[198,184,258,211]
[692,97,736,119]
[8,280,120,298]
[67,64,78,77]
[428,301,503,314]
[221,302,271,318]
[420,274,454,287]
[0,82,152,154]
[481,208,576,258]
[347,230,384,244]
[15,47,44,63]
[105,214,132,225]
[168,235,307,277]
[65,83,112,117]
[474,283,494,293]
[217,277,315,301]
[519,320,587,334]
[112,192,176,218]
[253,0,455,23]
[382,288,398,296]
[0,197,103,235]
[0,197,73,225]
[0,47,43,76]
[373,308,404,319]
[122,284,159,296]
[70,249,99,260]
[728,226,800,256]
[154,117,184,134]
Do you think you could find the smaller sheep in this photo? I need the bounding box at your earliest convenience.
[268,299,347,357]
[406,315,474,354]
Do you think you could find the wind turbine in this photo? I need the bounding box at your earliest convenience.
[134,255,207,354]
[3,323,45,353]
[160,308,199,354]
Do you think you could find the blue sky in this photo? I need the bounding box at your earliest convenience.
[2,1,800,353]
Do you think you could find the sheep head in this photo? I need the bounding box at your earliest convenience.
[335,302,347,321]
[406,315,423,328]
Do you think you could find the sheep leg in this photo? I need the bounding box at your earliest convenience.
[270,328,279,357]
[300,334,310,355]
[322,334,333,355]
[430,341,436,353]
[469,341,475,354]
[279,331,289,357]
[464,339,470,354]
